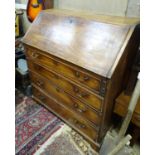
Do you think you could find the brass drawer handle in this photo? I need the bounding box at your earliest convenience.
[73,86,79,93]
[38,94,46,102]
[36,80,44,87]
[81,93,89,97]
[56,87,60,92]
[77,93,89,98]
[73,119,86,129]
[74,103,87,113]
[83,76,90,81]
[73,86,88,98]
[55,86,63,92]
[31,52,39,59]
[80,124,86,128]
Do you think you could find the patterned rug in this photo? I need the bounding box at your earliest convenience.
[15,96,63,155]
[35,125,98,155]
[15,94,98,155]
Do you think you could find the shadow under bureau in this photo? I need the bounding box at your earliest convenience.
[22,9,139,150]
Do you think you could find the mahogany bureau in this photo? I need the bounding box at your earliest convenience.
[22,9,139,150]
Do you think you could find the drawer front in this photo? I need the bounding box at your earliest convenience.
[30,73,101,126]
[26,47,102,93]
[32,86,98,141]
[28,61,103,111]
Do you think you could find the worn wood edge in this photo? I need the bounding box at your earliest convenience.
[114,101,140,116]
[44,9,139,26]
[97,79,111,142]
[114,92,140,127]
[106,26,136,78]
[115,94,140,113]
[113,106,140,127]
[114,101,140,115]
[32,93,101,148]
[29,69,104,115]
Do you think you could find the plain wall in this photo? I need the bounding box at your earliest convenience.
[16,0,140,33]
[54,0,140,17]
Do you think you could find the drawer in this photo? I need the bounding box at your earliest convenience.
[30,74,101,126]
[32,86,98,141]
[28,61,103,111]
[26,46,103,94]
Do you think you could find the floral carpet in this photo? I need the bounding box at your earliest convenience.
[35,125,98,155]
[15,97,63,155]
[15,94,97,155]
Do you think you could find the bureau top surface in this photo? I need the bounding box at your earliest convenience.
[23,9,136,78]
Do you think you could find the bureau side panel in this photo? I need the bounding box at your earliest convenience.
[98,25,140,142]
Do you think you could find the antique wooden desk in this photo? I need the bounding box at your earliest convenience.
[22,9,139,150]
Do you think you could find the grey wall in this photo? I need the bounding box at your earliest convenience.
[126,0,140,17]
[54,0,140,17]
[16,0,140,33]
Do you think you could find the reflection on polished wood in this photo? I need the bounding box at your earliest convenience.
[23,9,138,78]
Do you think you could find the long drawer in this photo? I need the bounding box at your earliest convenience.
[32,86,98,141]
[30,72,101,127]
[28,60,103,112]
[26,46,105,94]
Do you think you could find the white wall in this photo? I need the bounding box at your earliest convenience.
[126,0,140,17]
[54,0,140,17]
[16,0,140,33]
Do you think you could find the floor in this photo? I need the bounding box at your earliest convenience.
[100,130,140,155]
[15,90,98,155]
[15,89,140,155]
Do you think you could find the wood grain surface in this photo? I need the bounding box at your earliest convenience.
[32,85,99,141]
[26,46,103,94]
[30,73,101,127]
[23,9,139,150]
[28,66,103,112]
[23,9,134,77]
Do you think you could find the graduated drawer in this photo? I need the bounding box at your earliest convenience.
[26,46,103,94]
[32,86,98,141]
[30,73,101,127]
[28,61,103,111]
